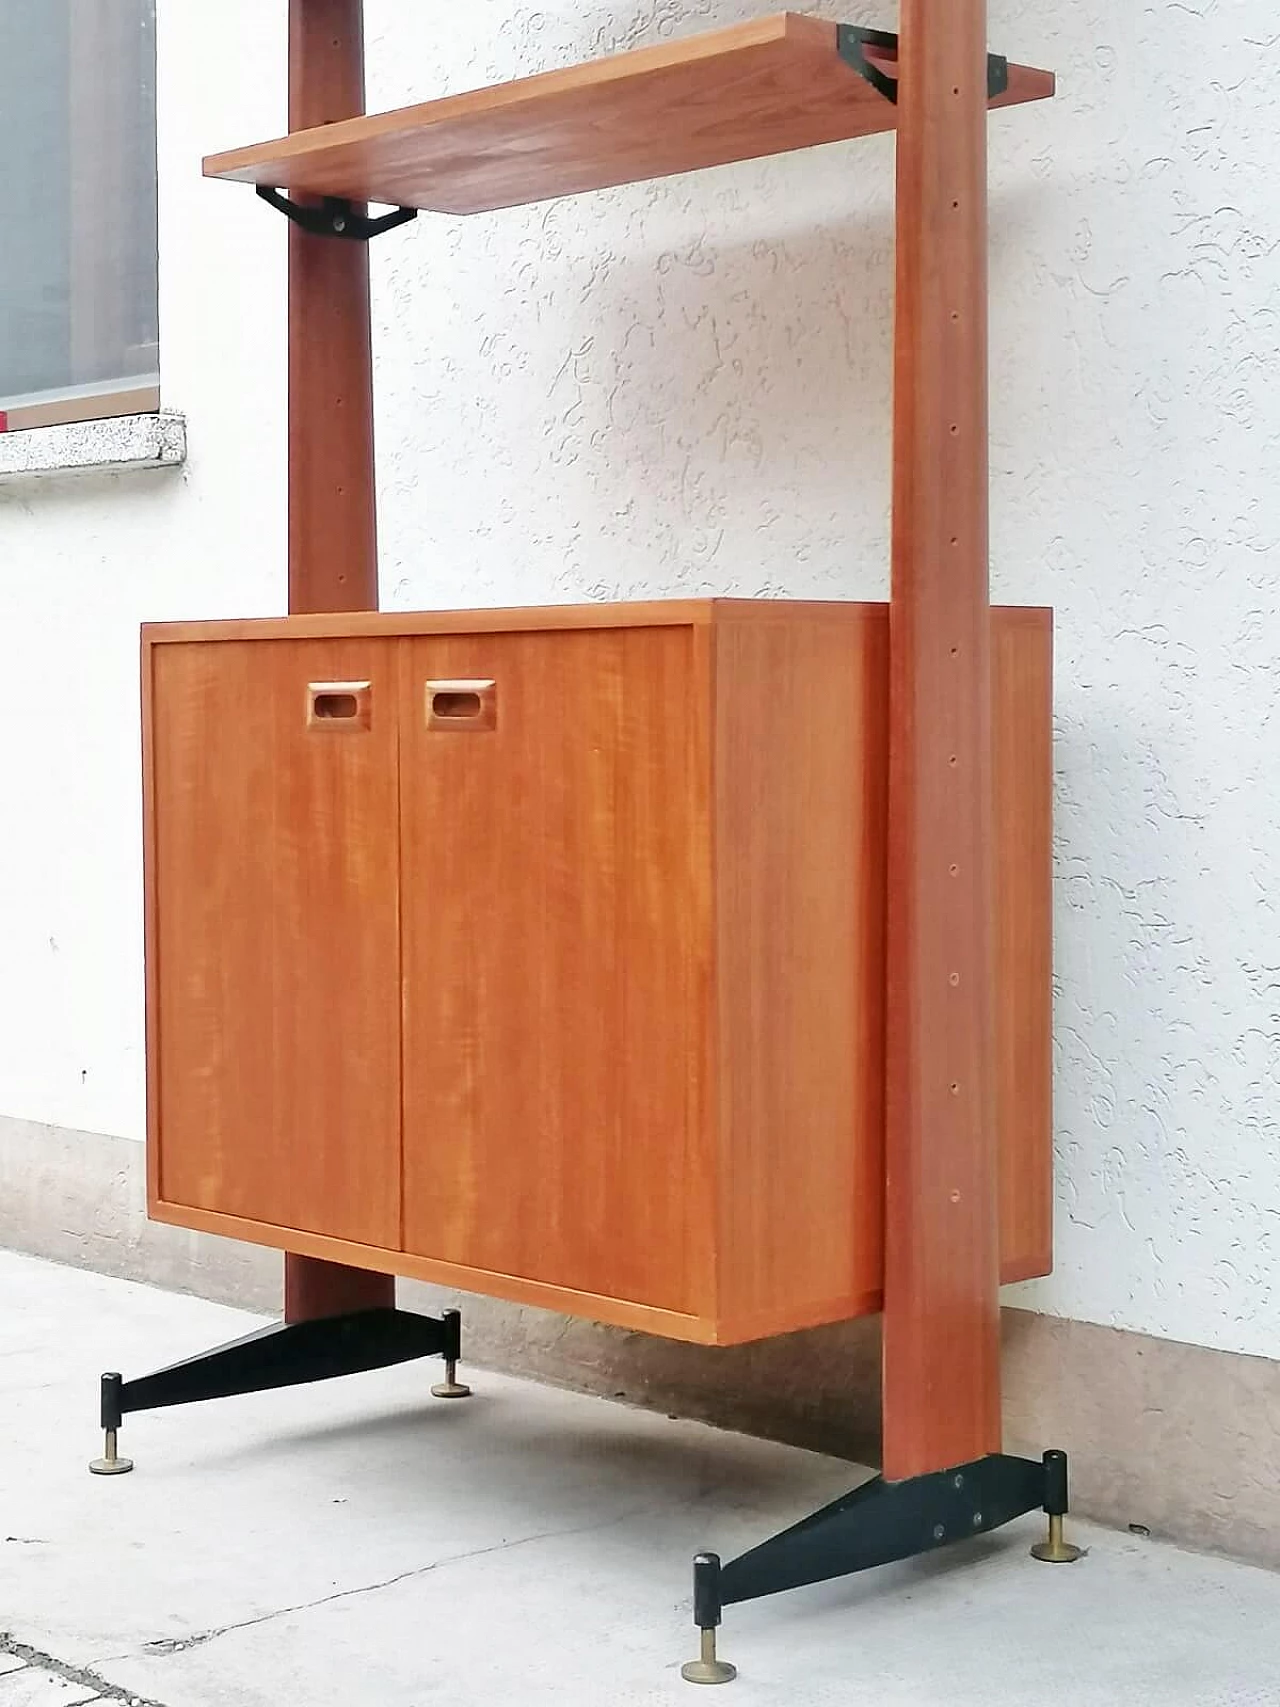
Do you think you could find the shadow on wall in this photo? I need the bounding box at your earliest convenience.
[1036,681,1220,1327]
[376,169,1051,612]
[405,1277,885,1468]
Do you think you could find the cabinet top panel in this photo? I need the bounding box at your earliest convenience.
[143,599,883,648]
[143,600,1052,649]
[203,14,1053,218]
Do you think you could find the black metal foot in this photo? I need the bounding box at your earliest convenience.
[89,1372,134,1475]
[89,1307,460,1473]
[682,1555,736,1685]
[1030,1448,1082,1562]
[430,1308,473,1399]
[686,1449,1077,1665]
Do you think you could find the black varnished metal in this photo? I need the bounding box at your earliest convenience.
[836,26,1011,105]
[836,24,901,104]
[100,1371,124,1432]
[442,1307,462,1368]
[1043,1448,1070,1518]
[109,1307,448,1418]
[256,186,417,242]
[693,1554,724,1629]
[717,1452,1052,1608]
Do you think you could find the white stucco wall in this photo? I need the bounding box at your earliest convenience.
[1,0,1276,1362]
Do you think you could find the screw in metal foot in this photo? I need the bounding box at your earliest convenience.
[432,1309,472,1398]
[1031,1512,1081,1564]
[683,1553,735,1684]
[431,1359,472,1400]
[682,1628,737,1686]
[89,1428,134,1477]
[1033,1450,1081,1562]
[90,1374,133,1475]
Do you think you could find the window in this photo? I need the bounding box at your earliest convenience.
[0,0,158,433]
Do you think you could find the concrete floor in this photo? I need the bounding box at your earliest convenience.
[3,1252,1279,1706]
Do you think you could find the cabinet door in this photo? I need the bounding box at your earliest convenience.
[399,626,712,1317]
[147,638,401,1249]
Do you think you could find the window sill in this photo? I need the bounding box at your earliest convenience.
[0,411,186,485]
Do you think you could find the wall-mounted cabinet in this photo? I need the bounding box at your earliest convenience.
[144,599,1052,1345]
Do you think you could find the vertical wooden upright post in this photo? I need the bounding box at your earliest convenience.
[283,0,393,1322]
[286,0,378,615]
[881,0,1002,1480]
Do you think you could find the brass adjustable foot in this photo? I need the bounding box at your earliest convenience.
[431,1309,472,1399]
[89,1374,133,1475]
[1031,1512,1081,1564]
[682,1627,736,1686]
[89,1427,133,1477]
[683,1553,735,1684]
[431,1359,472,1400]
[1031,1452,1081,1562]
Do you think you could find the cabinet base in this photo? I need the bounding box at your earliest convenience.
[89,1306,466,1473]
[685,1450,1078,1683]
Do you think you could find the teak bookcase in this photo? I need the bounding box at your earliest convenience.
[96,5,1081,1677]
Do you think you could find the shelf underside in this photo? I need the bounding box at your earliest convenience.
[203,13,1055,217]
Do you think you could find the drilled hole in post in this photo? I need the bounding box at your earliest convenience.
[950,1082,961,1097]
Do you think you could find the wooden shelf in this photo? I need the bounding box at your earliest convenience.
[203,13,1054,217]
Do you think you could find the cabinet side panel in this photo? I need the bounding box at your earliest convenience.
[993,609,1054,1279]
[149,638,402,1249]
[714,610,888,1333]
[143,635,162,1210]
[400,626,713,1318]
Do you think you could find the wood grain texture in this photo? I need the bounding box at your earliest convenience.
[203,14,1054,217]
[146,637,402,1250]
[283,0,391,1319]
[148,1198,720,1343]
[142,600,879,649]
[146,602,1054,1344]
[994,610,1054,1283]
[283,1255,394,1321]
[146,604,715,647]
[713,608,888,1334]
[287,0,377,617]
[399,626,715,1317]
[882,0,1003,1480]
[142,628,162,1218]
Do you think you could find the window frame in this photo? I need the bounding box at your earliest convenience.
[0,1,159,436]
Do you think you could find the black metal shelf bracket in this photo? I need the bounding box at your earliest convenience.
[837,26,1010,105]
[89,1305,466,1474]
[683,1449,1079,1684]
[256,185,418,242]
